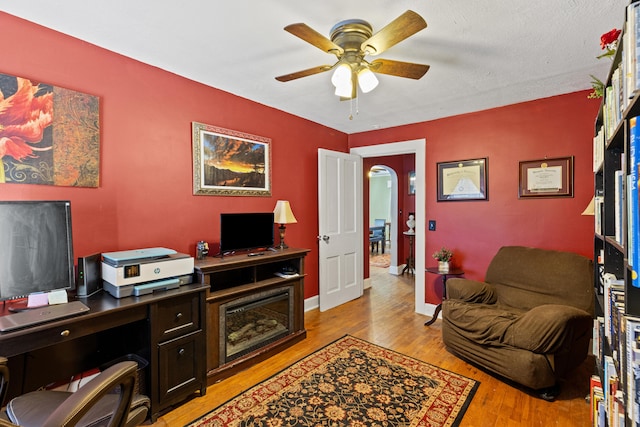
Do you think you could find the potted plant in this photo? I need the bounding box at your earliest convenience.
[432,247,453,272]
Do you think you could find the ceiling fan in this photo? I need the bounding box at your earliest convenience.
[275,10,430,100]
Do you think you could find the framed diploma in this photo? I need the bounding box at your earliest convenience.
[437,158,488,201]
[518,156,573,198]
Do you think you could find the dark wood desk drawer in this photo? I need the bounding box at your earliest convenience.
[157,330,204,406]
[154,294,200,342]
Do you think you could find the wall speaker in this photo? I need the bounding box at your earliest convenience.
[76,253,102,297]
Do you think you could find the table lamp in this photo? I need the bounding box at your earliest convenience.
[273,200,297,249]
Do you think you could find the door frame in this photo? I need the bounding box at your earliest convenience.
[351,139,427,315]
[367,165,399,276]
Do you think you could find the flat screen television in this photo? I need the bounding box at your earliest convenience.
[220,212,274,254]
[0,200,75,302]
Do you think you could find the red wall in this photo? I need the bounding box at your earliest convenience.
[0,12,348,300]
[2,12,601,307]
[350,92,600,304]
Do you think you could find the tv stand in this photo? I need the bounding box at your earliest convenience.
[194,248,309,384]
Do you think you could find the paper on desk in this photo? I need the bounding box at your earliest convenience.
[48,289,69,305]
[27,292,49,308]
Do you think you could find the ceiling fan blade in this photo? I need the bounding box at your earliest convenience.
[275,65,333,82]
[361,10,427,56]
[284,23,344,56]
[369,59,430,80]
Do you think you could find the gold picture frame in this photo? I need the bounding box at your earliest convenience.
[192,122,271,196]
[437,158,488,201]
[518,156,573,198]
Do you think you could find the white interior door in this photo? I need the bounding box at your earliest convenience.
[318,148,363,311]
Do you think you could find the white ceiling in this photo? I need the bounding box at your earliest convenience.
[0,1,627,134]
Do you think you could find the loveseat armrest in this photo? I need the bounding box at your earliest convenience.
[447,278,497,304]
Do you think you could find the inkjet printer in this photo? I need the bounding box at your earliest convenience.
[101,247,194,298]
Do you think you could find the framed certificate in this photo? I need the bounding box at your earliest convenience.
[518,156,573,198]
[437,158,488,201]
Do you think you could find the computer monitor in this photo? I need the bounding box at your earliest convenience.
[0,200,75,303]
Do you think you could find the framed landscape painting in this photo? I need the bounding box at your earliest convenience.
[192,122,271,196]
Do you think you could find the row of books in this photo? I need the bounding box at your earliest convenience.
[604,117,639,281]
[591,362,625,427]
[593,273,640,426]
[600,3,640,144]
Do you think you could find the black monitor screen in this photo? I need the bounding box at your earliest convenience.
[0,200,75,301]
[220,212,274,253]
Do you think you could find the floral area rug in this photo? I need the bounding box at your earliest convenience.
[185,335,479,427]
[370,253,391,268]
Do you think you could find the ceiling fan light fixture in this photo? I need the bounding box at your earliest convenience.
[334,81,353,98]
[331,63,352,88]
[357,68,378,93]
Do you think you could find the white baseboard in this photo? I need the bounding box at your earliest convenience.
[304,295,319,312]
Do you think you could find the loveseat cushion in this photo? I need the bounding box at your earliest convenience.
[442,300,523,346]
[502,304,593,354]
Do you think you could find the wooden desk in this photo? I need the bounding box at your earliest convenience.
[424,267,464,326]
[0,284,208,422]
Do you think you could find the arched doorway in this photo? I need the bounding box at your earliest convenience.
[368,165,397,276]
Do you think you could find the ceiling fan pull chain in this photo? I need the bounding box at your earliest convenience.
[349,98,353,120]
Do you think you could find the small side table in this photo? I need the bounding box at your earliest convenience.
[424,267,464,326]
[402,231,415,275]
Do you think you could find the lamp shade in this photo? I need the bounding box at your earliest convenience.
[331,63,351,88]
[273,200,297,224]
[332,64,353,98]
[581,196,595,216]
[357,68,379,93]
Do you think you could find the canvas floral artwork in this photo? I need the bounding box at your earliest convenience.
[0,73,100,187]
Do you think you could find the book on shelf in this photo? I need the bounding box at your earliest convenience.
[594,316,605,362]
[630,2,640,95]
[625,316,640,426]
[604,355,620,427]
[595,193,604,237]
[631,116,639,286]
[591,374,604,425]
[604,273,625,342]
[594,126,605,172]
[615,169,625,245]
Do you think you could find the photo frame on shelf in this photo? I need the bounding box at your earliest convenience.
[518,156,573,198]
[437,158,488,201]
[408,171,416,195]
[192,122,271,196]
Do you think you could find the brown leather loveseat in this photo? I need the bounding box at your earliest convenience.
[442,246,594,400]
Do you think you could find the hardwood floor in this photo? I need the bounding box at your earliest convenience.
[150,266,592,426]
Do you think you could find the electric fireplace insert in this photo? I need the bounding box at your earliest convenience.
[219,285,294,364]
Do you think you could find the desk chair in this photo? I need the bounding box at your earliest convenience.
[0,357,149,427]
